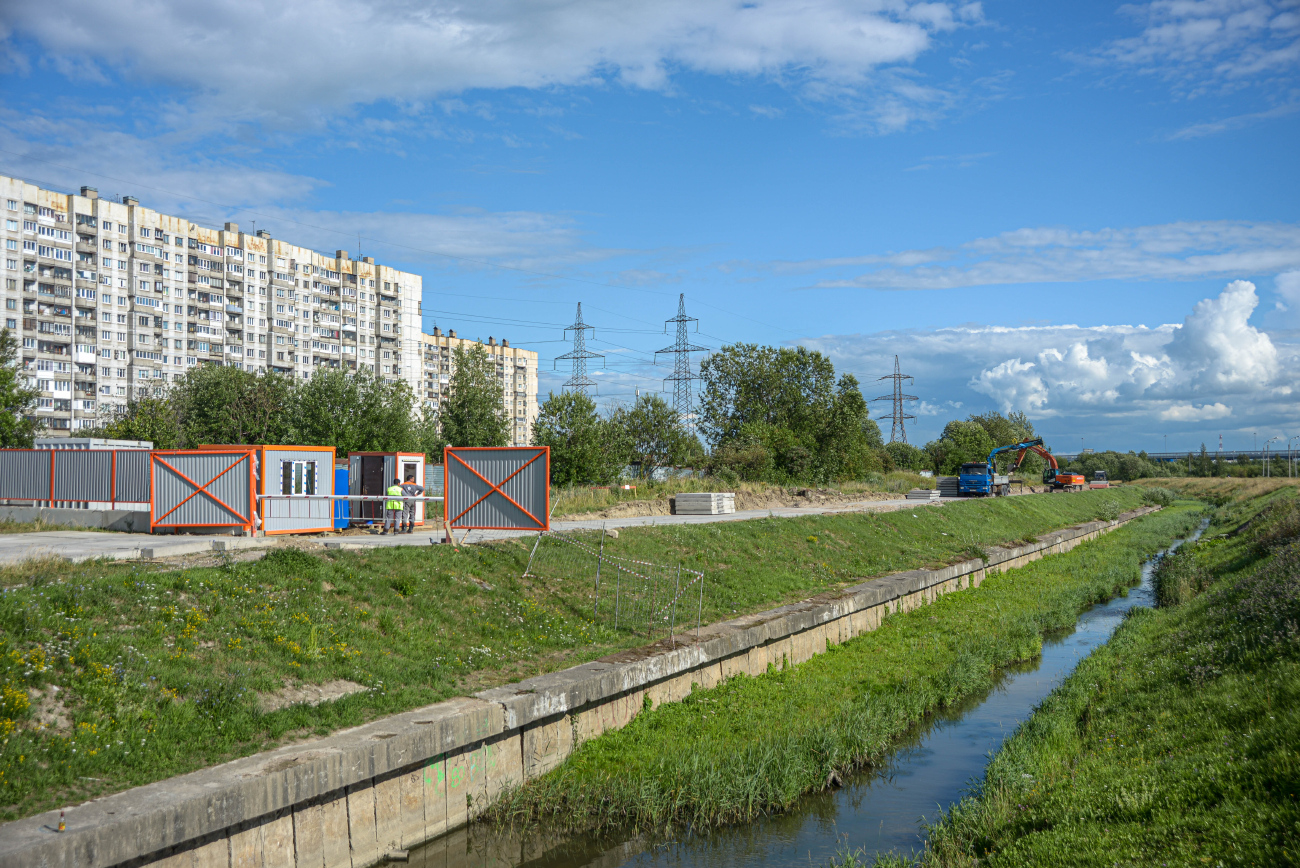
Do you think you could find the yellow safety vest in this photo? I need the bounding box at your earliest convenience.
[386,485,403,511]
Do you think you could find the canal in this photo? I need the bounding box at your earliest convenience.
[411,524,1204,868]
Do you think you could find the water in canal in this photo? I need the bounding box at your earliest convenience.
[412,526,1203,868]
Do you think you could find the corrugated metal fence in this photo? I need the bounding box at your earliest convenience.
[0,449,152,507]
[444,446,549,531]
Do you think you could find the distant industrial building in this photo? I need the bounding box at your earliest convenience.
[421,327,539,447]
[0,173,423,432]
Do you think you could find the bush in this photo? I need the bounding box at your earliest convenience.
[1097,500,1122,522]
[1153,546,1213,607]
[1141,486,1175,507]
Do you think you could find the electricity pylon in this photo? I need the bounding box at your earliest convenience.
[555,303,604,394]
[873,355,917,444]
[654,294,709,431]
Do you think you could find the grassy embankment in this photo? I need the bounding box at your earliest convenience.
[548,472,933,518]
[0,489,1149,821]
[853,484,1299,867]
[487,499,1202,835]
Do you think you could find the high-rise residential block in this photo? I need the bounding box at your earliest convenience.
[421,327,539,447]
[0,174,423,432]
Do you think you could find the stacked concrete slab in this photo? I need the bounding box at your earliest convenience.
[905,489,940,501]
[672,492,736,515]
[0,506,1160,868]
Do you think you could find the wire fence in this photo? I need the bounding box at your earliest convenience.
[523,527,705,642]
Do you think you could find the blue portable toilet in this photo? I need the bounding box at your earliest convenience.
[334,465,349,530]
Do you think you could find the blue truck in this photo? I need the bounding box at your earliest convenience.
[957,437,1046,497]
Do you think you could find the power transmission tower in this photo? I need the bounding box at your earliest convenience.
[655,294,710,431]
[555,302,604,394]
[872,355,917,444]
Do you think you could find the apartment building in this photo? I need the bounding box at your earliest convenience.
[421,327,538,447]
[0,174,422,432]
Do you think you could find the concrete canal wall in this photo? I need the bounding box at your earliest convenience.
[0,506,1161,868]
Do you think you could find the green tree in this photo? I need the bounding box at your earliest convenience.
[97,396,181,448]
[614,394,701,478]
[440,343,509,447]
[413,403,447,466]
[0,328,40,447]
[926,420,996,475]
[293,367,417,454]
[171,364,295,446]
[883,441,928,472]
[532,391,627,485]
[967,410,1036,447]
[697,343,880,482]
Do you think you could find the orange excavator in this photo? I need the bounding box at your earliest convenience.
[1008,440,1087,492]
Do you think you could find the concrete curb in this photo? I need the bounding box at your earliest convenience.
[0,506,1161,868]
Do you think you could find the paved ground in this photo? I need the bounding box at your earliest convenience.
[0,496,942,565]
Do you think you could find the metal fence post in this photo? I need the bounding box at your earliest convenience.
[614,563,622,631]
[697,569,704,640]
[594,525,606,617]
[670,563,681,648]
[524,530,544,577]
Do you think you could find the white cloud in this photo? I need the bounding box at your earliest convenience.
[0,109,628,270]
[800,280,1300,446]
[1160,402,1233,422]
[1,0,983,128]
[770,220,1300,290]
[1167,99,1300,138]
[1277,269,1300,308]
[1095,0,1300,96]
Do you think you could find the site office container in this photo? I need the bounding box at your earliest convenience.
[0,446,151,509]
[347,452,426,526]
[197,445,336,535]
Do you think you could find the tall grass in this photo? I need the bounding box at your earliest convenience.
[549,473,933,518]
[488,504,1203,835]
[873,487,1299,867]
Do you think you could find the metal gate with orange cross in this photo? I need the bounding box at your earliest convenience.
[443,446,550,531]
[149,450,256,532]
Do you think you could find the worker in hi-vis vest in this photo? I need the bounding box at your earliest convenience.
[382,477,403,535]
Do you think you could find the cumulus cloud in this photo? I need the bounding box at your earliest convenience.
[770,220,1300,290]
[1160,402,1233,422]
[0,0,984,127]
[800,280,1300,445]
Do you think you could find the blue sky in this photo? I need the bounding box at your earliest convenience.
[3,0,1298,452]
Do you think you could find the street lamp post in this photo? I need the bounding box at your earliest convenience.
[1289,435,1300,478]
[1264,437,1281,477]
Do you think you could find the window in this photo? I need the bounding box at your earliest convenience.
[280,459,318,496]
